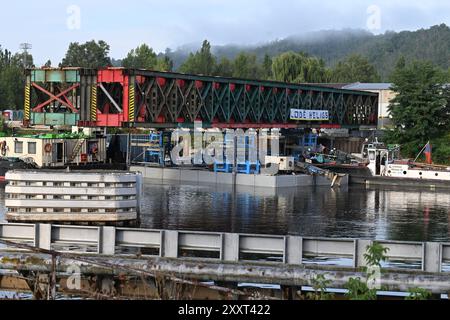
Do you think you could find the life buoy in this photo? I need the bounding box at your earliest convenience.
[0,141,7,156]
[44,143,52,153]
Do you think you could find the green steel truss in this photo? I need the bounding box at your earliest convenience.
[130,70,379,128]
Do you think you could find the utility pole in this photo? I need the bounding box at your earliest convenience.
[20,43,32,68]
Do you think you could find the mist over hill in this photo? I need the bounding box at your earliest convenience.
[166,24,450,80]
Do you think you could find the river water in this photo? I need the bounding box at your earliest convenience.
[1,182,450,242]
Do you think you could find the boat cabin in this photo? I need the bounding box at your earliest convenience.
[365,143,450,181]
[359,139,401,177]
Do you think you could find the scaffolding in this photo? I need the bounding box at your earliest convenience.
[130,132,172,166]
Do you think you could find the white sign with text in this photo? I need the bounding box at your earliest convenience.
[290,109,329,121]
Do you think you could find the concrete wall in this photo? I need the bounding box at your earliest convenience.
[4,171,140,223]
[1,223,448,277]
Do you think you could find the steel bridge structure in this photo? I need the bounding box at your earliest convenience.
[24,68,379,129]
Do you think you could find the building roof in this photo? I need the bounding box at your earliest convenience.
[342,83,393,90]
[301,83,350,89]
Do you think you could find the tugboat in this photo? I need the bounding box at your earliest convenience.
[350,141,450,188]
[319,140,450,189]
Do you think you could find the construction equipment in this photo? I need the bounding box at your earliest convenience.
[296,162,347,188]
[143,131,173,167]
[265,156,295,172]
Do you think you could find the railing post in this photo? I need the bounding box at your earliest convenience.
[355,239,372,268]
[222,233,240,262]
[36,224,51,250]
[100,227,116,255]
[162,230,179,258]
[286,236,302,265]
[423,242,441,273]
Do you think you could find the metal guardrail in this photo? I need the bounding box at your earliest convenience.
[0,223,449,273]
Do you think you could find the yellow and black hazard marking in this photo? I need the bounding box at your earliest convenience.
[24,84,31,120]
[91,85,98,121]
[129,85,136,122]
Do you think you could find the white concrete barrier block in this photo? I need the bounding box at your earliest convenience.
[37,224,52,250]
[286,236,303,265]
[356,239,373,268]
[100,227,116,255]
[424,242,441,273]
[223,233,240,262]
[162,230,179,258]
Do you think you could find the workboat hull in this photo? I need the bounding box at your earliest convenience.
[351,175,450,189]
[319,165,450,189]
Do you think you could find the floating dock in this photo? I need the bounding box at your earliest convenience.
[130,166,348,188]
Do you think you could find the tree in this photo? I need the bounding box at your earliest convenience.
[60,40,111,68]
[179,40,216,75]
[262,54,273,80]
[0,47,27,110]
[155,56,174,72]
[214,57,233,77]
[15,52,34,69]
[272,51,328,83]
[232,52,261,79]
[385,59,450,162]
[331,54,381,83]
[122,44,157,69]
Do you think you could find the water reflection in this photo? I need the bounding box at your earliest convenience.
[1,183,449,242]
[138,181,450,242]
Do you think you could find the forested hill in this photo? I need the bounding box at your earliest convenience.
[168,24,450,80]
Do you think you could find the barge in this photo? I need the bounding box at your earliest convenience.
[4,170,142,226]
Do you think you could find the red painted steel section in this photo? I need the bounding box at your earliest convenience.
[97,114,123,127]
[96,68,129,127]
[97,68,125,84]
[157,77,167,87]
[122,75,130,125]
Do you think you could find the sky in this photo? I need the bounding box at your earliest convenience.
[1,0,450,66]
